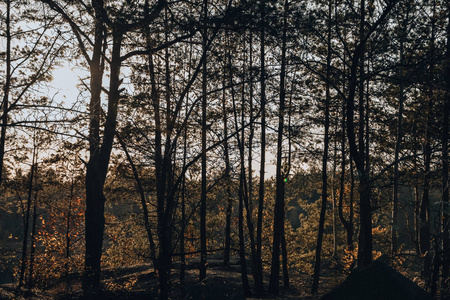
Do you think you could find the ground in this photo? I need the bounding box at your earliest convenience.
[0,256,426,300]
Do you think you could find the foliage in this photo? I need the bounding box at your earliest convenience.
[33,196,85,286]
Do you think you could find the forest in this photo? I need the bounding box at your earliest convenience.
[0,0,449,299]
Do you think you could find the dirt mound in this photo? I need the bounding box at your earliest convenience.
[322,260,433,300]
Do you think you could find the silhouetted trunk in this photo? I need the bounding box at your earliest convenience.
[345,0,399,267]
[356,0,372,269]
[199,0,208,281]
[238,174,251,297]
[180,98,188,283]
[27,199,38,289]
[281,231,289,287]
[311,0,332,293]
[412,118,421,255]
[222,76,232,267]
[65,180,74,290]
[269,0,289,294]
[248,29,255,248]
[19,141,37,288]
[338,101,353,250]
[229,46,252,296]
[82,9,106,292]
[392,8,407,255]
[420,101,432,282]
[442,2,450,289]
[0,0,11,188]
[180,138,187,282]
[84,28,122,293]
[421,2,435,282]
[256,1,266,296]
[151,39,170,300]
[117,133,156,264]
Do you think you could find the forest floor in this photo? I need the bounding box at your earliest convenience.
[0,255,425,300]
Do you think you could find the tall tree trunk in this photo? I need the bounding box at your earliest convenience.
[27,198,38,289]
[412,118,421,255]
[117,134,157,264]
[228,47,252,296]
[82,9,106,292]
[0,0,11,188]
[180,96,188,282]
[152,43,170,300]
[344,0,399,267]
[269,0,289,294]
[421,1,436,282]
[331,118,339,258]
[238,172,251,297]
[84,28,122,293]
[391,8,407,256]
[248,29,254,248]
[28,163,40,288]
[222,76,233,267]
[65,179,74,290]
[199,0,208,281]
[256,1,266,292]
[356,0,372,269]
[311,0,332,294]
[19,138,37,288]
[442,1,450,290]
[338,101,354,250]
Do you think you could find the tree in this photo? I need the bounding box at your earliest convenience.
[200,0,208,281]
[269,0,290,294]
[391,0,410,257]
[344,0,397,267]
[40,0,167,293]
[311,0,332,293]
[441,0,450,291]
[255,0,266,295]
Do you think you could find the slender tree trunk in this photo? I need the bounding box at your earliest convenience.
[356,0,372,269]
[180,102,188,283]
[442,2,450,291]
[0,0,11,188]
[222,76,233,267]
[19,139,37,288]
[238,173,251,297]
[331,133,339,257]
[350,159,355,249]
[65,180,73,290]
[152,47,171,300]
[256,1,266,272]
[392,10,407,256]
[248,29,254,247]
[421,2,436,282]
[420,100,433,282]
[269,0,290,294]
[256,2,266,292]
[281,230,289,287]
[199,0,208,281]
[338,101,354,250]
[27,199,38,289]
[228,47,252,296]
[412,118,421,255]
[311,0,332,293]
[117,134,157,263]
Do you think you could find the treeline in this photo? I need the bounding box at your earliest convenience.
[0,0,449,298]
